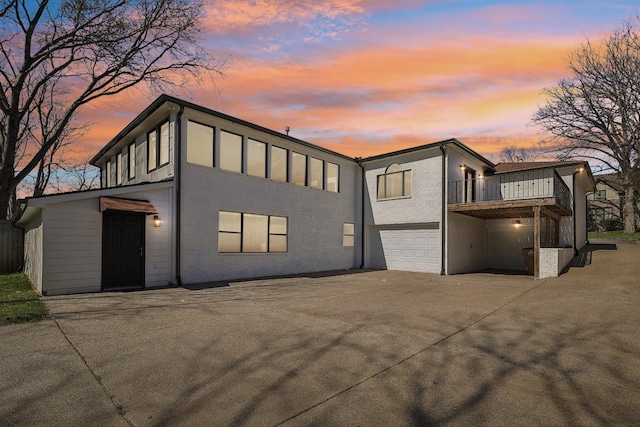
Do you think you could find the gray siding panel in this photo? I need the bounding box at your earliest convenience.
[39,186,173,295]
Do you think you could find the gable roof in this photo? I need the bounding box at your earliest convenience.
[90,94,356,165]
[360,138,494,167]
[594,173,625,192]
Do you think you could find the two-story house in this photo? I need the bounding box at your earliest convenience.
[15,95,595,295]
[587,173,639,231]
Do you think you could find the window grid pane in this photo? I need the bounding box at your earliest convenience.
[220,131,243,173]
[403,171,412,197]
[271,146,288,182]
[242,213,269,252]
[310,157,324,189]
[159,122,170,166]
[187,121,214,167]
[116,153,122,186]
[377,175,385,199]
[386,172,403,198]
[128,143,136,179]
[219,211,241,232]
[148,130,157,171]
[292,152,306,186]
[327,162,339,192]
[247,139,267,177]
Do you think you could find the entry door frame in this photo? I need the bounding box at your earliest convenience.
[101,210,146,291]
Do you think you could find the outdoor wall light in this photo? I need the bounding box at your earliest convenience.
[512,219,522,228]
[153,215,162,227]
[460,164,466,171]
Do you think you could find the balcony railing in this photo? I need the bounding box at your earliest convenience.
[448,169,572,212]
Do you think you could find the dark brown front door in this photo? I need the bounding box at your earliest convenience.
[102,211,145,290]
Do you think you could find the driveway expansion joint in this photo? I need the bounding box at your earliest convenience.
[52,315,135,427]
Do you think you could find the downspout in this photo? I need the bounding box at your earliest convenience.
[175,104,185,285]
[572,171,578,256]
[440,144,448,275]
[356,158,365,269]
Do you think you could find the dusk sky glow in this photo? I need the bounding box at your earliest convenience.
[82,0,640,161]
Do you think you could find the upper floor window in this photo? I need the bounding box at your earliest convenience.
[247,139,267,178]
[327,162,339,192]
[116,153,122,186]
[128,143,136,179]
[220,130,242,173]
[106,160,112,187]
[187,121,214,167]
[377,163,411,200]
[271,146,288,182]
[147,121,170,172]
[310,157,324,189]
[594,190,606,201]
[292,152,307,186]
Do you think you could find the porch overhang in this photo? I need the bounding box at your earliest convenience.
[447,197,571,220]
[99,197,158,214]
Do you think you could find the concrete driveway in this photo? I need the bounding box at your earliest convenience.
[2,242,640,426]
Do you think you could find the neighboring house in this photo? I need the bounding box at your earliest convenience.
[15,95,595,295]
[587,173,634,231]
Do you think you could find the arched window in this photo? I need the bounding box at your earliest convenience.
[377,163,412,200]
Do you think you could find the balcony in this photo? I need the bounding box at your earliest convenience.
[448,169,572,219]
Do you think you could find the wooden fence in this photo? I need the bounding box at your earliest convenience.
[0,220,23,273]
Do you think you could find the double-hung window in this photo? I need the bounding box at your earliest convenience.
[343,223,355,247]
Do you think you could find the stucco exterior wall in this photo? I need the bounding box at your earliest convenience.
[178,109,361,284]
[23,213,43,293]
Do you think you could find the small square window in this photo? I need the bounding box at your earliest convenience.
[343,223,355,247]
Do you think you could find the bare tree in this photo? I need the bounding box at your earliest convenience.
[499,144,538,163]
[0,0,219,218]
[532,19,640,233]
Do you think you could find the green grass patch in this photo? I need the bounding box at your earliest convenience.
[0,273,48,326]
[589,230,640,240]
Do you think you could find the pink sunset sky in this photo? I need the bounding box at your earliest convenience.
[79,0,639,162]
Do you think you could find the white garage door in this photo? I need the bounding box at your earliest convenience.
[487,226,533,271]
[370,228,440,273]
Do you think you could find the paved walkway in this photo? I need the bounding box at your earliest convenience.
[1,242,639,426]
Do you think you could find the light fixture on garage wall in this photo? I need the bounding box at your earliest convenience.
[512,219,522,228]
[153,215,162,227]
